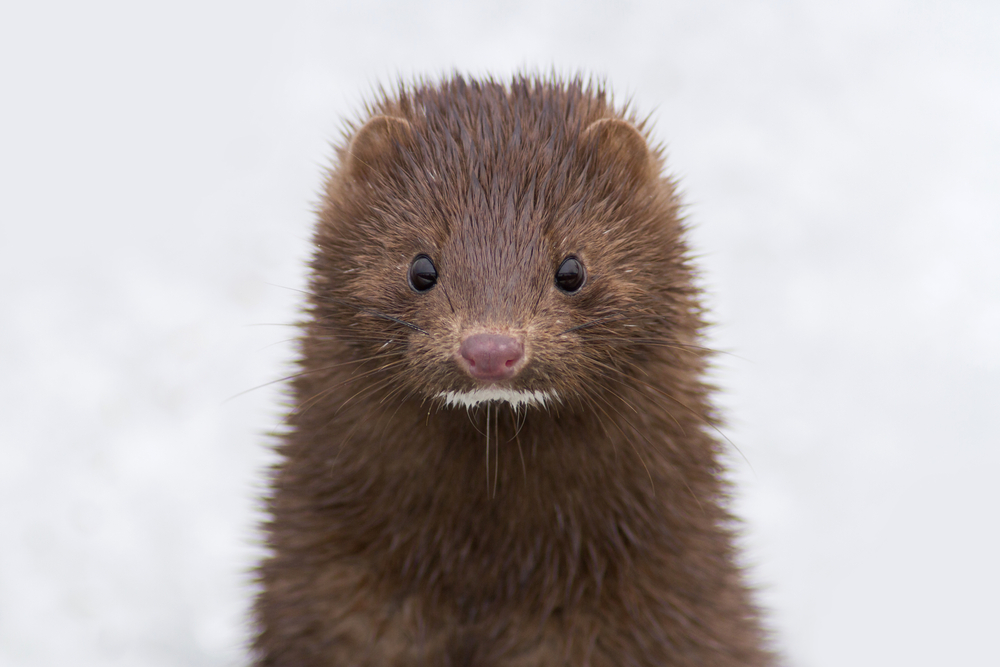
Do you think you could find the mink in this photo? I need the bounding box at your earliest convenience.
[252,74,774,666]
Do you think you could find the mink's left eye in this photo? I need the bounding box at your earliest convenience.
[408,254,438,292]
[555,256,586,293]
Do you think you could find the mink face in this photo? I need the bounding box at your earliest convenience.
[308,78,700,417]
[257,76,772,667]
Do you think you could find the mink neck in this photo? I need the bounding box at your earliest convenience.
[288,380,689,497]
[281,377,724,606]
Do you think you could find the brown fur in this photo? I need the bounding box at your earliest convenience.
[253,74,773,666]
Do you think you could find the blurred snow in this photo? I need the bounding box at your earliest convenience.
[1,1,997,665]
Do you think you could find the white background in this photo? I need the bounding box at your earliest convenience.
[2,1,997,665]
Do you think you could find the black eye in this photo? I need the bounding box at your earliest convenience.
[408,254,438,292]
[555,256,586,293]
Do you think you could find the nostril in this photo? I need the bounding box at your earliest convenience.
[505,359,515,368]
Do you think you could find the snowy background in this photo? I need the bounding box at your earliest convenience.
[2,1,998,665]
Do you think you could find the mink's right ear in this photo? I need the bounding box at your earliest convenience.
[580,117,652,186]
[345,115,414,182]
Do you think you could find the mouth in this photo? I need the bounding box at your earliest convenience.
[436,388,559,410]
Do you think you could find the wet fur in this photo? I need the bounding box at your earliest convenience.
[253,74,773,666]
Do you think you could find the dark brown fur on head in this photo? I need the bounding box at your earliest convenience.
[254,74,773,666]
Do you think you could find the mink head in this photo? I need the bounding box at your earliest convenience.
[307,76,705,413]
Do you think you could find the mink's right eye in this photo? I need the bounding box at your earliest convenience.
[555,256,586,293]
[408,254,438,292]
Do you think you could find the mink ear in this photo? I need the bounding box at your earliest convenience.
[346,115,414,182]
[580,118,651,184]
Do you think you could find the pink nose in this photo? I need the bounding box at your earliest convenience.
[458,333,524,382]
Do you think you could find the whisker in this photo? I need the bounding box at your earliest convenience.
[579,335,738,360]
[224,351,406,404]
[485,404,491,498]
[291,358,409,421]
[593,361,753,473]
[590,385,704,515]
[587,393,654,496]
[587,359,686,435]
[582,395,619,463]
[509,404,528,441]
[330,363,411,417]
[377,385,420,447]
[466,405,488,437]
[577,336,709,359]
[493,403,500,499]
[264,282,311,297]
[317,296,430,336]
[441,284,456,314]
[508,408,528,484]
[300,372,402,459]
[559,314,629,335]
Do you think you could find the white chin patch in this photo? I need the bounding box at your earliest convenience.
[437,389,558,410]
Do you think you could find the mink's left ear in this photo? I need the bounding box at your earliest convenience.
[581,118,652,185]
[345,115,414,184]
